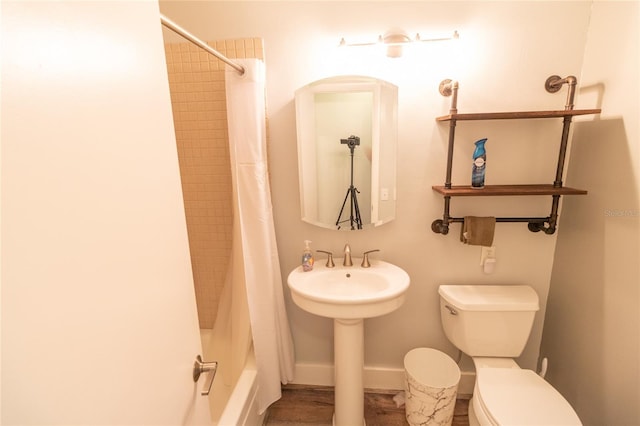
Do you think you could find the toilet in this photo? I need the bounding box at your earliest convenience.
[438,285,582,426]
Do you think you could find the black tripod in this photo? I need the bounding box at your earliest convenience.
[335,136,363,230]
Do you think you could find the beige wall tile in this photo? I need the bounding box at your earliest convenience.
[163,38,263,328]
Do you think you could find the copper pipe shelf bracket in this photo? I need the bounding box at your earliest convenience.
[431,75,600,235]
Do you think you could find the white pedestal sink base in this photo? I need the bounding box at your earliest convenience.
[287,260,410,426]
[333,318,365,426]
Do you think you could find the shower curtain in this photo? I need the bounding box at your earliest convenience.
[222,58,295,414]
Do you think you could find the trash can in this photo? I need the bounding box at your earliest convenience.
[404,348,461,426]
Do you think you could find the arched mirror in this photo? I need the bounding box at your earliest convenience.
[295,76,398,230]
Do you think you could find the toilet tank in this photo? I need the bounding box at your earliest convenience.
[438,285,540,357]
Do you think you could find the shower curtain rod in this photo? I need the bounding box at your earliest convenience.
[160,14,245,75]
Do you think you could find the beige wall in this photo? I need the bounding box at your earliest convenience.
[158,1,594,374]
[163,37,263,328]
[541,2,640,424]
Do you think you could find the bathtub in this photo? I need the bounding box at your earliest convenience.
[201,329,265,426]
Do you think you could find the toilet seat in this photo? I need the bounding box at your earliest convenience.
[475,368,582,425]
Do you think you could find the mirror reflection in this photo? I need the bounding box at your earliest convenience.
[295,76,398,230]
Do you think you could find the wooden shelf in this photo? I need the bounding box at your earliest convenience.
[436,108,601,122]
[432,184,588,197]
[431,76,600,235]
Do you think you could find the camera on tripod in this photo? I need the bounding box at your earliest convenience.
[335,135,363,230]
[340,135,360,149]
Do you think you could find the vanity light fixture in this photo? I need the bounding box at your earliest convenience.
[339,30,459,58]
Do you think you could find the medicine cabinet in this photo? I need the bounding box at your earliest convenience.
[295,76,398,230]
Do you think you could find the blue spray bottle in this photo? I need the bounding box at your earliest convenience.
[471,138,487,188]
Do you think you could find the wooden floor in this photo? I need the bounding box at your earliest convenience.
[264,385,470,426]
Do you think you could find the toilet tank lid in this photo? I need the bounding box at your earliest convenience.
[439,285,539,311]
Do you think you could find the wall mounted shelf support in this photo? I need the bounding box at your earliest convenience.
[432,76,600,235]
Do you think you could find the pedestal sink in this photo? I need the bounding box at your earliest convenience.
[287,259,410,426]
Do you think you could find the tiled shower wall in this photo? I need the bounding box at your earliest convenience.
[164,39,264,328]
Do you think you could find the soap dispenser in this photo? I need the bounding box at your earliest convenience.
[301,240,314,272]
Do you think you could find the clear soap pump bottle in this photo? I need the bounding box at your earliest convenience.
[302,240,314,272]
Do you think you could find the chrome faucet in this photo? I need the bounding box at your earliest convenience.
[343,244,353,266]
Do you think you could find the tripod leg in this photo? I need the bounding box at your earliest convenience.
[335,188,352,229]
[351,187,363,229]
[349,187,356,230]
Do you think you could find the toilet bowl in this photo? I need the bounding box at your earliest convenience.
[438,285,582,426]
[469,358,581,426]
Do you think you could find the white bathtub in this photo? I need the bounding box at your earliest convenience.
[200,329,264,426]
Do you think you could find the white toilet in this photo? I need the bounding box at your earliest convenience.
[438,284,582,426]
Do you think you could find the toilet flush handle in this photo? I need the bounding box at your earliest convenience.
[444,305,458,315]
[193,355,218,396]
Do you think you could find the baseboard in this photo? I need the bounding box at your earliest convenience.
[293,362,403,389]
[292,362,475,396]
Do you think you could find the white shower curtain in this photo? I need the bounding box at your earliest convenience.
[224,58,295,414]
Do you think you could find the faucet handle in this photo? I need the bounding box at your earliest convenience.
[361,249,380,268]
[317,250,335,268]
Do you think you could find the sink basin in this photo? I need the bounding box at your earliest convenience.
[287,259,410,319]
